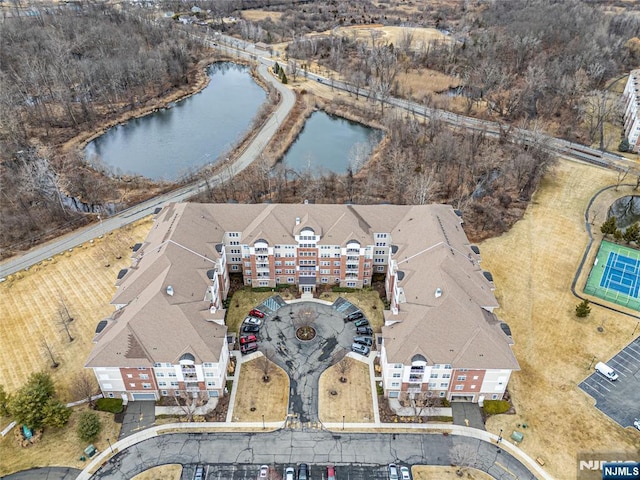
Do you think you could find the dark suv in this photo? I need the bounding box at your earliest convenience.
[240,342,258,354]
[298,463,309,480]
[353,336,373,347]
[344,311,364,322]
[356,326,373,336]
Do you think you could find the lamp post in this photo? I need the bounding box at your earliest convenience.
[342,415,345,431]
[262,414,265,430]
[107,437,114,454]
[497,429,503,453]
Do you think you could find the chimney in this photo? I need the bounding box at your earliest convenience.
[295,217,301,226]
[166,285,174,296]
[435,288,442,298]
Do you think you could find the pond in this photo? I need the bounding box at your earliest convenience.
[279,111,381,175]
[84,62,266,181]
[608,195,640,229]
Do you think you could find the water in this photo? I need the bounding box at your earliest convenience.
[84,62,266,181]
[608,196,640,229]
[280,111,381,175]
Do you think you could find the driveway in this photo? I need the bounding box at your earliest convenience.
[256,300,366,423]
[579,335,640,429]
[118,401,156,439]
[451,402,485,430]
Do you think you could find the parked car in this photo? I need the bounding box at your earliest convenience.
[344,311,364,322]
[194,465,204,480]
[400,466,411,480]
[354,318,370,328]
[240,342,258,354]
[388,463,399,480]
[239,334,257,345]
[285,466,296,480]
[258,465,269,478]
[249,309,265,318]
[326,465,336,480]
[351,343,370,356]
[353,336,373,347]
[242,324,260,334]
[634,418,640,431]
[356,326,373,336]
[298,463,309,480]
[594,361,619,381]
[243,316,262,326]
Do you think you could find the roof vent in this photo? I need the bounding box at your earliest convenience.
[210,305,217,314]
[166,285,174,296]
[295,217,301,225]
[304,199,309,204]
[435,288,442,298]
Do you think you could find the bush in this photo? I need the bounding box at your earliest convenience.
[483,399,511,415]
[331,287,357,293]
[441,398,450,407]
[96,398,124,414]
[77,411,102,442]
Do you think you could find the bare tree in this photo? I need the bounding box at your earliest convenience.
[168,391,201,422]
[615,168,629,191]
[409,391,435,422]
[40,335,59,368]
[449,443,478,476]
[70,371,98,406]
[255,353,273,383]
[57,305,74,342]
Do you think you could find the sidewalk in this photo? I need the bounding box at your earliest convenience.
[155,397,218,416]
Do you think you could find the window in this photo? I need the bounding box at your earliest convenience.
[346,282,356,287]
[158,381,167,387]
[129,383,135,387]
[139,374,149,380]
[153,363,162,368]
[168,372,177,377]
[245,270,252,275]
[287,278,294,283]
[374,258,385,263]
[320,269,329,275]
[275,261,282,266]
[161,390,168,396]
[137,367,146,371]
[203,363,214,368]
[376,266,385,272]
[108,393,115,398]
[439,392,445,397]
[473,376,479,380]
[321,277,328,283]
[428,382,436,388]
[127,374,133,378]
[430,373,438,379]
[471,385,477,389]
[442,374,451,379]
[391,382,400,387]
[440,383,448,388]
[142,383,152,389]
[394,364,403,369]
[156,372,165,377]
[231,265,239,271]
[393,373,401,378]
[229,241,239,246]
[228,232,239,237]
[389,391,400,398]
[457,376,466,381]
[444,364,452,369]
[259,281,268,286]
[492,394,499,400]
[244,262,251,267]
[275,269,282,274]
[455,385,464,391]
[171,381,179,387]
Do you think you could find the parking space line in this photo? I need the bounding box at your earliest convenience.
[625,348,640,361]
[582,380,611,393]
[619,349,640,364]
[608,359,631,374]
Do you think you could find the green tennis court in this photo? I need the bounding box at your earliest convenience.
[584,240,640,311]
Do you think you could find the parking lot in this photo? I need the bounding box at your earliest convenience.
[579,335,640,429]
[182,463,407,480]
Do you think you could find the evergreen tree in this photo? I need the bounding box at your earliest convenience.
[575,299,591,318]
[280,71,288,84]
[600,216,617,236]
[0,385,10,417]
[42,399,71,428]
[623,222,640,244]
[619,137,630,153]
[8,372,56,429]
[613,229,623,242]
[77,411,102,442]
[273,62,280,74]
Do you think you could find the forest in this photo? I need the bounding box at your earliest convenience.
[1,0,639,255]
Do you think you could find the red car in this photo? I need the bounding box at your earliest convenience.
[249,308,265,318]
[239,334,257,345]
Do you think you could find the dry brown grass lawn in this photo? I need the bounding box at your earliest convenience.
[413,466,493,480]
[0,217,153,399]
[0,407,121,476]
[480,159,640,479]
[241,9,283,21]
[133,464,182,480]
[226,290,295,335]
[232,355,289,422]
[334,25,452,47]
[318,356,373,423]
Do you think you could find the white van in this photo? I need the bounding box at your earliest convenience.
[595,362,619,381]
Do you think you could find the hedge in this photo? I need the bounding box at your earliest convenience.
[483,399,510,415]
[95,398,124,414]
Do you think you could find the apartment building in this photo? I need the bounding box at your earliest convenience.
[86,202,518,404]
[623,69,640,153]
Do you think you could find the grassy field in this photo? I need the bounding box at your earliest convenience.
[480,159,640,479]
[413,466,493,480]
[0,217,153,399]
[232,355,289,422]
[226,290,295,336]
[0,406,121,477]
[318,356,374,423]
[316,290,385,330]
[133,464,182,480]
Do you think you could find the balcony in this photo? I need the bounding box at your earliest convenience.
[410,366,425,373]
[346,248,359,254]
[181,367,196,374]
[347,256,359,261]
[409,376,423,383]
[256,255,268,262]
[407,387,422,394]
[186,386,200,393]
[255,248,268,254]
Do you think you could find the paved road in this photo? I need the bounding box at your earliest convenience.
[254,300,366,423]
[0,62,294,279]
[0,467,81,480]
[91,430,536,480]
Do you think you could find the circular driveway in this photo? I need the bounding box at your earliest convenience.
[256,301,364,423]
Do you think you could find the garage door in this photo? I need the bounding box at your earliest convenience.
[132,393,157,401]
